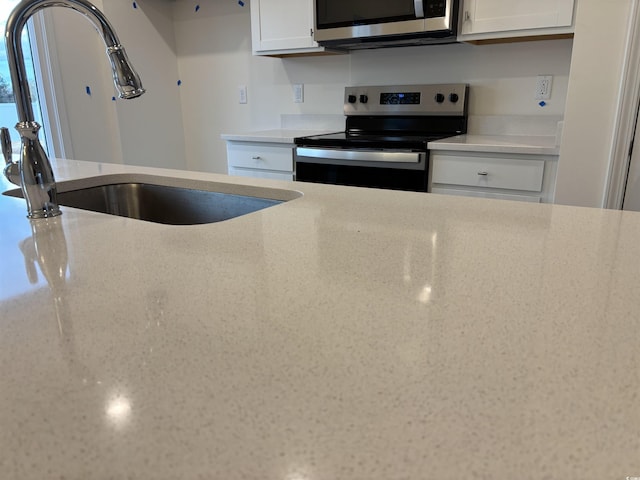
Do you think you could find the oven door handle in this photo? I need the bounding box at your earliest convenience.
[296,147,424,164]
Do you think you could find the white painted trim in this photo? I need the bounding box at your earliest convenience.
[604,1,640,209]
[28,11,74,160]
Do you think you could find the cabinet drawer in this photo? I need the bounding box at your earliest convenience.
[431,154,544,192]
[227,143,293,172]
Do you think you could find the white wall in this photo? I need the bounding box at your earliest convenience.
[44,0,186,170]
[171,1,348,173]
[103,0,187,170]
[350,41,571,117]
[555,0,634,208]
[172,0,573,174]
[46,3,123,164]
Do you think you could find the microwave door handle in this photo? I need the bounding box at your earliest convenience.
[414,0,424,17]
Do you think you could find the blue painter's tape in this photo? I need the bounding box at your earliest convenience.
[132,1,137,9]
[86,86,91,96]
[195,5,200,12]
[238,0,245,6]
[538,100,546,107]
[177,80,182,86]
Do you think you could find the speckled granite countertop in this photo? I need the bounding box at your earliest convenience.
[221,129,335,143]
[1,159,639,479]
[429,134,560,155]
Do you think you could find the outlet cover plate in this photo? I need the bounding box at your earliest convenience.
[293,84,304,103]
[238,85,247,104]
[535,75,552,100]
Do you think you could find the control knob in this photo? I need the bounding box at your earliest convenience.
[434,93,445,103]
[449,93,459,103]
[359,94,368,104]
[348,94,357,104]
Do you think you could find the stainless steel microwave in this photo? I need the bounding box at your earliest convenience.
[314,0,459,50]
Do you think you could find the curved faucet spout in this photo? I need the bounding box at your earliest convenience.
[3,0,145,219]
[6,0,145,122]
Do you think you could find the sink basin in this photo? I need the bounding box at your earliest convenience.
[4,173,302,225]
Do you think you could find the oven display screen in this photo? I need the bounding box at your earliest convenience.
[380,92,421,105]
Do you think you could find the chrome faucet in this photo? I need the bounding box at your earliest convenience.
[2,0,145,219]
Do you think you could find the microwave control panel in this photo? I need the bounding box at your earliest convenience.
[425,0,447,18]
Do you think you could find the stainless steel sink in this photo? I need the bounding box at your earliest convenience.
[3,173,302,225]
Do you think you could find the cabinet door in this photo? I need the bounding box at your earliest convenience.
[461,0,574,35]
[252,0,317,52]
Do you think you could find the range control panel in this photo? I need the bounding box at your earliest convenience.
[343,84,468,116]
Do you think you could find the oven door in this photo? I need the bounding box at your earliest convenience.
[295,147,429,192]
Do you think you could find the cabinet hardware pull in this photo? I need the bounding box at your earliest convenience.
[252,156,261,160]
[464,10,470,21]
[477,171,488,176]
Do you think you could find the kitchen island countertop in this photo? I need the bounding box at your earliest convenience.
[1,159,638,479]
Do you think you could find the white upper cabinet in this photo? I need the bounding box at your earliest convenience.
[459,0,575,42]
[251,0,333,56]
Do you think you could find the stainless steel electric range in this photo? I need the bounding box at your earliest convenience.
[294,84,468,192]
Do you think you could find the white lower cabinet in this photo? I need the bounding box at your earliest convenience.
[429,151,558,203]
[226,141,294,181]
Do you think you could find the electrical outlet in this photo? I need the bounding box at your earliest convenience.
[238,85,247,104]
[535,75,552,100]
[293,84,304,103]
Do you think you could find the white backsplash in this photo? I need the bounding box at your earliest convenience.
[467,115,564,136]
[280,114,345,131]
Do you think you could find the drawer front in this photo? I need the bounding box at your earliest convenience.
[227,143,293,172]
[431,155,545,192]
[228,166,293,181]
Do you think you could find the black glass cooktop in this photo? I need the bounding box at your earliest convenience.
[294,131,449,150]
[294,115,467,150]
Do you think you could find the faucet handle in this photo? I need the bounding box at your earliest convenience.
[2,126,20,187]
[1,127,13,165]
